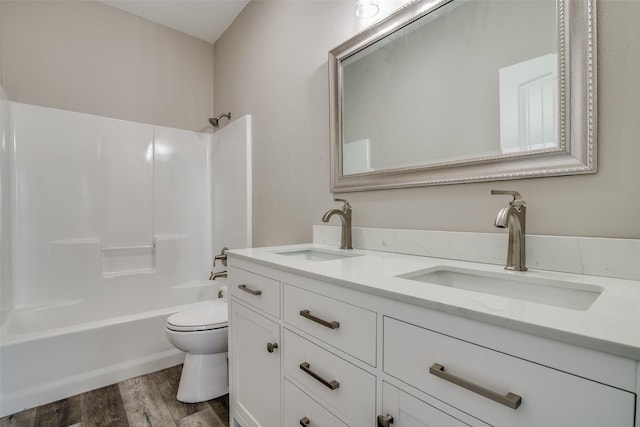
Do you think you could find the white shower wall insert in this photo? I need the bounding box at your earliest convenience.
[0,101,252,416]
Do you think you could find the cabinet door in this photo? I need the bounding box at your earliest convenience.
[230,301,281,427]
[381,382,474,427]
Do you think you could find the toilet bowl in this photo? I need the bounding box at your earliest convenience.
[165,298,228,403]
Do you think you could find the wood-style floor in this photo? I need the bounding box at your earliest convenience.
[0,365,229,427]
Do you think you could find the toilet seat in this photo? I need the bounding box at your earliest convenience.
[167,300,228,332]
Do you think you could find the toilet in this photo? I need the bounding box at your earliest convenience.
[165,297,229,403]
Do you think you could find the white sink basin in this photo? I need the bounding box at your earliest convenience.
[274,249,362,262]
[398,267,603,310]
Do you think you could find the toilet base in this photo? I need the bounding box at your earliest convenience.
[176,352,228,403]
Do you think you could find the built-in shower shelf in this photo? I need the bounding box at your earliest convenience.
[102,267,157,279]
[51,238,100,245]
[101,242,155,277]
[154,234,189,241]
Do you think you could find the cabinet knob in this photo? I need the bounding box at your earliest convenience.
[266,342,278,353]
[299,417,310,426]
[377,414,394,427]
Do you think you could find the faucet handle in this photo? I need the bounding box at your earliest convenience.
[214,247,229,267]
[333,198,351,211]
[491,190,525,207]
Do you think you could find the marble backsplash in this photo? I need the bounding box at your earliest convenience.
[313,226,640,281]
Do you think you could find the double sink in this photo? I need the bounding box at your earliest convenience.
[274,248,603,311]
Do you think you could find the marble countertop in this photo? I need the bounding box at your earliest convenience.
[228,243,640,361]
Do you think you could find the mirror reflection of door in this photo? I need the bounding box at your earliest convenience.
[499,53,558,153]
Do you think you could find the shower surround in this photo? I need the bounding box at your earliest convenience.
[0,101,251,416]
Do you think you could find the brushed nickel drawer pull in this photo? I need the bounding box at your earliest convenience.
[300,417,310,426]
[238,284,262,296]
[299,309,340,329]
[377,414,394,426]
[299,362,340,390]
[429,363,522,409]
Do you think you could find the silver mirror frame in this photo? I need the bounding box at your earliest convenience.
[329,0,597,193]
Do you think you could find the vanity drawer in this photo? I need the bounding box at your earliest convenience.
[284,329,375,426]
[284,379,347,427]
[283,283,376,366]
[383,317,635,427]
[381,381,477,427]
[230,266,280,318]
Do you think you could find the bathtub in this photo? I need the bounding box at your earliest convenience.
[0,280,223,417]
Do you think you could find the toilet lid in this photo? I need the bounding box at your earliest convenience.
[167,300,228,332]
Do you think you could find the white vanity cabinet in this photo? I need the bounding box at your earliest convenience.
[384,317,636,426]
[228,258,638,427]
[229,266,281,427]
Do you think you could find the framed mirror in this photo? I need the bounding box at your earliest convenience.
[329,0,596,192]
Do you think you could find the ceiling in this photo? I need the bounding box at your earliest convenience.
[99,0,250,44]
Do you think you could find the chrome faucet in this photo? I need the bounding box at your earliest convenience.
[491,190,527,271]
[322,198,353,249]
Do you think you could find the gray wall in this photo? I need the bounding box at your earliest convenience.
[214,0,640,247]
[0,1,3,84]
[1,1,214,131]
